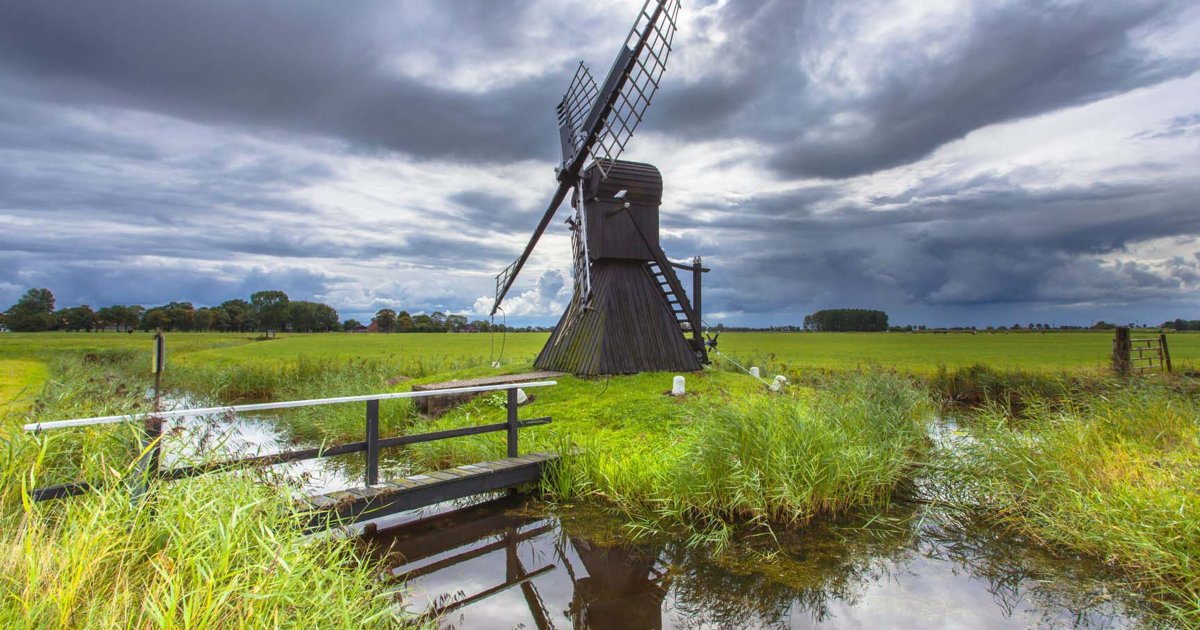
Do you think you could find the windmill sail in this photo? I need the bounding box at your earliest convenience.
[491,0,680,317]
[557,63,599,167]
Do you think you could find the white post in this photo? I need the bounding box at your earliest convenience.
[672,375,686,396]
[516,388,529,404]
[749,366,761,378]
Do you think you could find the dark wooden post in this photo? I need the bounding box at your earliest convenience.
[692,256,703,348]
[1159,333,1173,373]
[506,388,519,458]
[1112,326,1131,375]
[147,331,165,474]
[365,399,380,485]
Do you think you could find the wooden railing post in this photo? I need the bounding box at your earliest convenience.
[365,399,380,486]
[1159,333,1173,373]
[1112,326,1131,375]
[506,388,519,458]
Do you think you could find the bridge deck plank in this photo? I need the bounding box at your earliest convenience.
[300,452,559,530]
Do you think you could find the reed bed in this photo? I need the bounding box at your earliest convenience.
[942,379,1200,624]
[0,354,406,629]
[401,369,932,545]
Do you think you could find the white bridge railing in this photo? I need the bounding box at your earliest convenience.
[25,380,558,502]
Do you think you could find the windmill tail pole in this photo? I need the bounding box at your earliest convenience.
[492,179,573,316]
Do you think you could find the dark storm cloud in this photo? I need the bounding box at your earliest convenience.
[692,175,1200,318]
[0,247,343,310]
[0,0,1197,325]
[655,0,1198,178]
[0,0,563,162]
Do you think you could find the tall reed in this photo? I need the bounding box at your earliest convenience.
[942,379,1200,624]
[1,353,408,628]
[546,370,932,544]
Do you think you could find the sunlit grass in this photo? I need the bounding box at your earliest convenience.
[0,351,406,629]
[0,359,48,414]
[942,379,1200,624]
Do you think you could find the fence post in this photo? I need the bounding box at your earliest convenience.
[692,256,703,349]
[506,387,519,458]
[1112,327,1131,375]
[147,331,166,473]
[1159,333,1173,373]
[365,399,380,485]
[132,333,166,504]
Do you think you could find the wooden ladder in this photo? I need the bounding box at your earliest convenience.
[647,257,694,335]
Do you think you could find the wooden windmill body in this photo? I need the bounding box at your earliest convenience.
[490,0,707,375]
[536,161,703,374]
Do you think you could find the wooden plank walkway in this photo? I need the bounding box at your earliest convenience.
[299,452,560,530]
[412,371,563,415]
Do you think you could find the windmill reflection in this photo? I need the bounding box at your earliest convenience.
[365,496,1142,629]
[566,537,668,629]
[370,496,668,630]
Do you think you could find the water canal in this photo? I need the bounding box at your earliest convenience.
[154,393,1154,628]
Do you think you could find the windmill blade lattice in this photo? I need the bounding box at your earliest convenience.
[556,63,599,165]
[590,0,680,180]
[490,0,680,317]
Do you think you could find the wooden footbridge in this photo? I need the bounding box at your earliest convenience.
[24,379,561,529]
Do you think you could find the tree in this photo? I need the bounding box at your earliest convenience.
[411,313,434,331]
[142,308,170,330]
[219,299,255,332]
[289,301,339,332]
[250,290,290,331]
[193,307,216,331]
[59,305,96,331]
[141,302,195,331]
[342,319,363,331]
[4,288,56,331]
[806,309,888,332]
[430,311,446,331]
[445,314,468,331]
[373,308,397,333]
[397,310,413,332]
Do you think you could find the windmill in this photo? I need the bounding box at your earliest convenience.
[490,0,708,375]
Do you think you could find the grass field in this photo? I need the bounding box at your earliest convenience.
[0,359,48,413]
[2,329,1196,391]
[1,330,1197,625]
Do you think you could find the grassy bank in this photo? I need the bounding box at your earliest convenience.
[398,369,932,546]
[0,477,399,629]
[944,380,1200,623]
[3,331,1198,624]
[0,352,404,629]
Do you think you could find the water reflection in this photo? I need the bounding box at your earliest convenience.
[155,391,411,495]
[367,497,1147,629]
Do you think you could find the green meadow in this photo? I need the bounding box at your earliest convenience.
[1,330,1197,626]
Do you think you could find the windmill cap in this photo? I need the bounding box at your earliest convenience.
[583,160,662,205]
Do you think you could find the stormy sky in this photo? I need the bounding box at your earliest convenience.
[1,0,1198,327]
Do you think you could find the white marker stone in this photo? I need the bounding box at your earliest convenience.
[672,375,686,396]
[769,375,788,392]
[749,366,761,378]
[516,388,529,404]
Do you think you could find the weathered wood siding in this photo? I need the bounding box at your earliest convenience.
[535,260,700,375]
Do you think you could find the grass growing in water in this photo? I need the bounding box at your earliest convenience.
[945,379,1200,624]
[0,354,404,628]
[0,476,400,628]
[405,369,931,546]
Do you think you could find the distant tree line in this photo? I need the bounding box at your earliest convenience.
[1162,319,1200,331]
[803,309,889,332]
[363,308,543,333]
[0,286,550,334]
[1,287,339,332]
